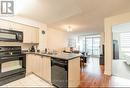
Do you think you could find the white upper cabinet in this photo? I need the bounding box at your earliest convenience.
[31,28,39,44]
[23,28,39,44]
[0,19,39,44]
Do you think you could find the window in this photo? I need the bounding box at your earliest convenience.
[120,32,130,56]
[78,34,100,56]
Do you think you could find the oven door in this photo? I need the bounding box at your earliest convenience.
[0,55,26,78]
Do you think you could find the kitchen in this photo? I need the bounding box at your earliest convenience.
[0,18,80,87]
[0,0,130,87]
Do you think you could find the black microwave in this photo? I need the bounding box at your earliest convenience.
[0,29,23,42]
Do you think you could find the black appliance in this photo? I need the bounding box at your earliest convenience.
[0,46,26,86]
[0,29,23,42]
[113,40,119,59]
[100,45,105,65]
[51,58,68,88]
[30,45,35,52]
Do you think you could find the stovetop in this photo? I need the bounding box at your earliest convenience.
[0,46,21,52]
[0,46,22,57]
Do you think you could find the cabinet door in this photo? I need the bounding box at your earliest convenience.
[26,54,33,75]
[32,55,38,75]
[68,57,80,87]
[23,29,39,43]
[36,30,39,43]
[26,55,51,83]
[23,29,32,43]
[31,29,39,43]
[43,57,51,83]
[34,55,41,76]
[39,56,44,78]
[45,58,51,83]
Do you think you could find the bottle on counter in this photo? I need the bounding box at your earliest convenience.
[45,48,47,53]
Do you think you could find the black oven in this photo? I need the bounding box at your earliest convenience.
[0,46,26,86]
[0,29,23,42]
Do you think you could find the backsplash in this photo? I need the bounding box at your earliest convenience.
[0,42,36,50]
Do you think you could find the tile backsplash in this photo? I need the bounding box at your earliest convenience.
[0,42,35,50]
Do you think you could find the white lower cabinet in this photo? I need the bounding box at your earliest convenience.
[26,54,33,74]
[26,54,51,83]
[42,56,51,83]
[33,55,40,76]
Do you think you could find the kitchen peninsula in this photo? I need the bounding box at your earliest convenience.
[25,52,81,87]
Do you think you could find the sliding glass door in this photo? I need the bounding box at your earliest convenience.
[93,38,100,56]
[79,35,100,56]
[86,38,93,55]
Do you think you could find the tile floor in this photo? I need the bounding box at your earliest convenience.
[1,74,54,87]
[112,59,130,79]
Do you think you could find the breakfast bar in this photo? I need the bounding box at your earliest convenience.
[25,52,81,88]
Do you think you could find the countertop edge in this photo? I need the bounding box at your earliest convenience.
[23,52,81,60]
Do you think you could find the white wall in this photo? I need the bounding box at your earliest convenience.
[38,25,47,50]
[47,28,69,50]
[101,32,105,44]
[104,12,130,75]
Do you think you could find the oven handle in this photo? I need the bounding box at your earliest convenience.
[0,55,25,60]
[0,55,26,63]
[0,56,19,63]
[18,55,25,58]
[0,56,17,60]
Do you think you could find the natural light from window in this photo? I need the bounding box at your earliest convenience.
[120,32,130,57]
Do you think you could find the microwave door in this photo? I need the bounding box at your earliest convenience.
[0,32,17,42]
[16,33,23,42]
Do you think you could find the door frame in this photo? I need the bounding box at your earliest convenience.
[104,12,130,75]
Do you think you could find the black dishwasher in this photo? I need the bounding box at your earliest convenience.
[51,58,68,88]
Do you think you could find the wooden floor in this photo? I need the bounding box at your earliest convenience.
[79,57,130,87]
[1,74,54,87]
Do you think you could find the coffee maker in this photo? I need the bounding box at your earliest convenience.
[30,45,35,52]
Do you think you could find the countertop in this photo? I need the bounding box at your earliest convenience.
[23,52,81,60]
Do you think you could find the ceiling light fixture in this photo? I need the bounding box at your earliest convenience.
[67,25,72,32]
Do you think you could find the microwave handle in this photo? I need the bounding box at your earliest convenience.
[16,33,18,40]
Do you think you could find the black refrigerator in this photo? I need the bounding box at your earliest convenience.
[113,40,119,59]
[100,45,104,65]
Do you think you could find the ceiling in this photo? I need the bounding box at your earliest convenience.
[16,0,130,33]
